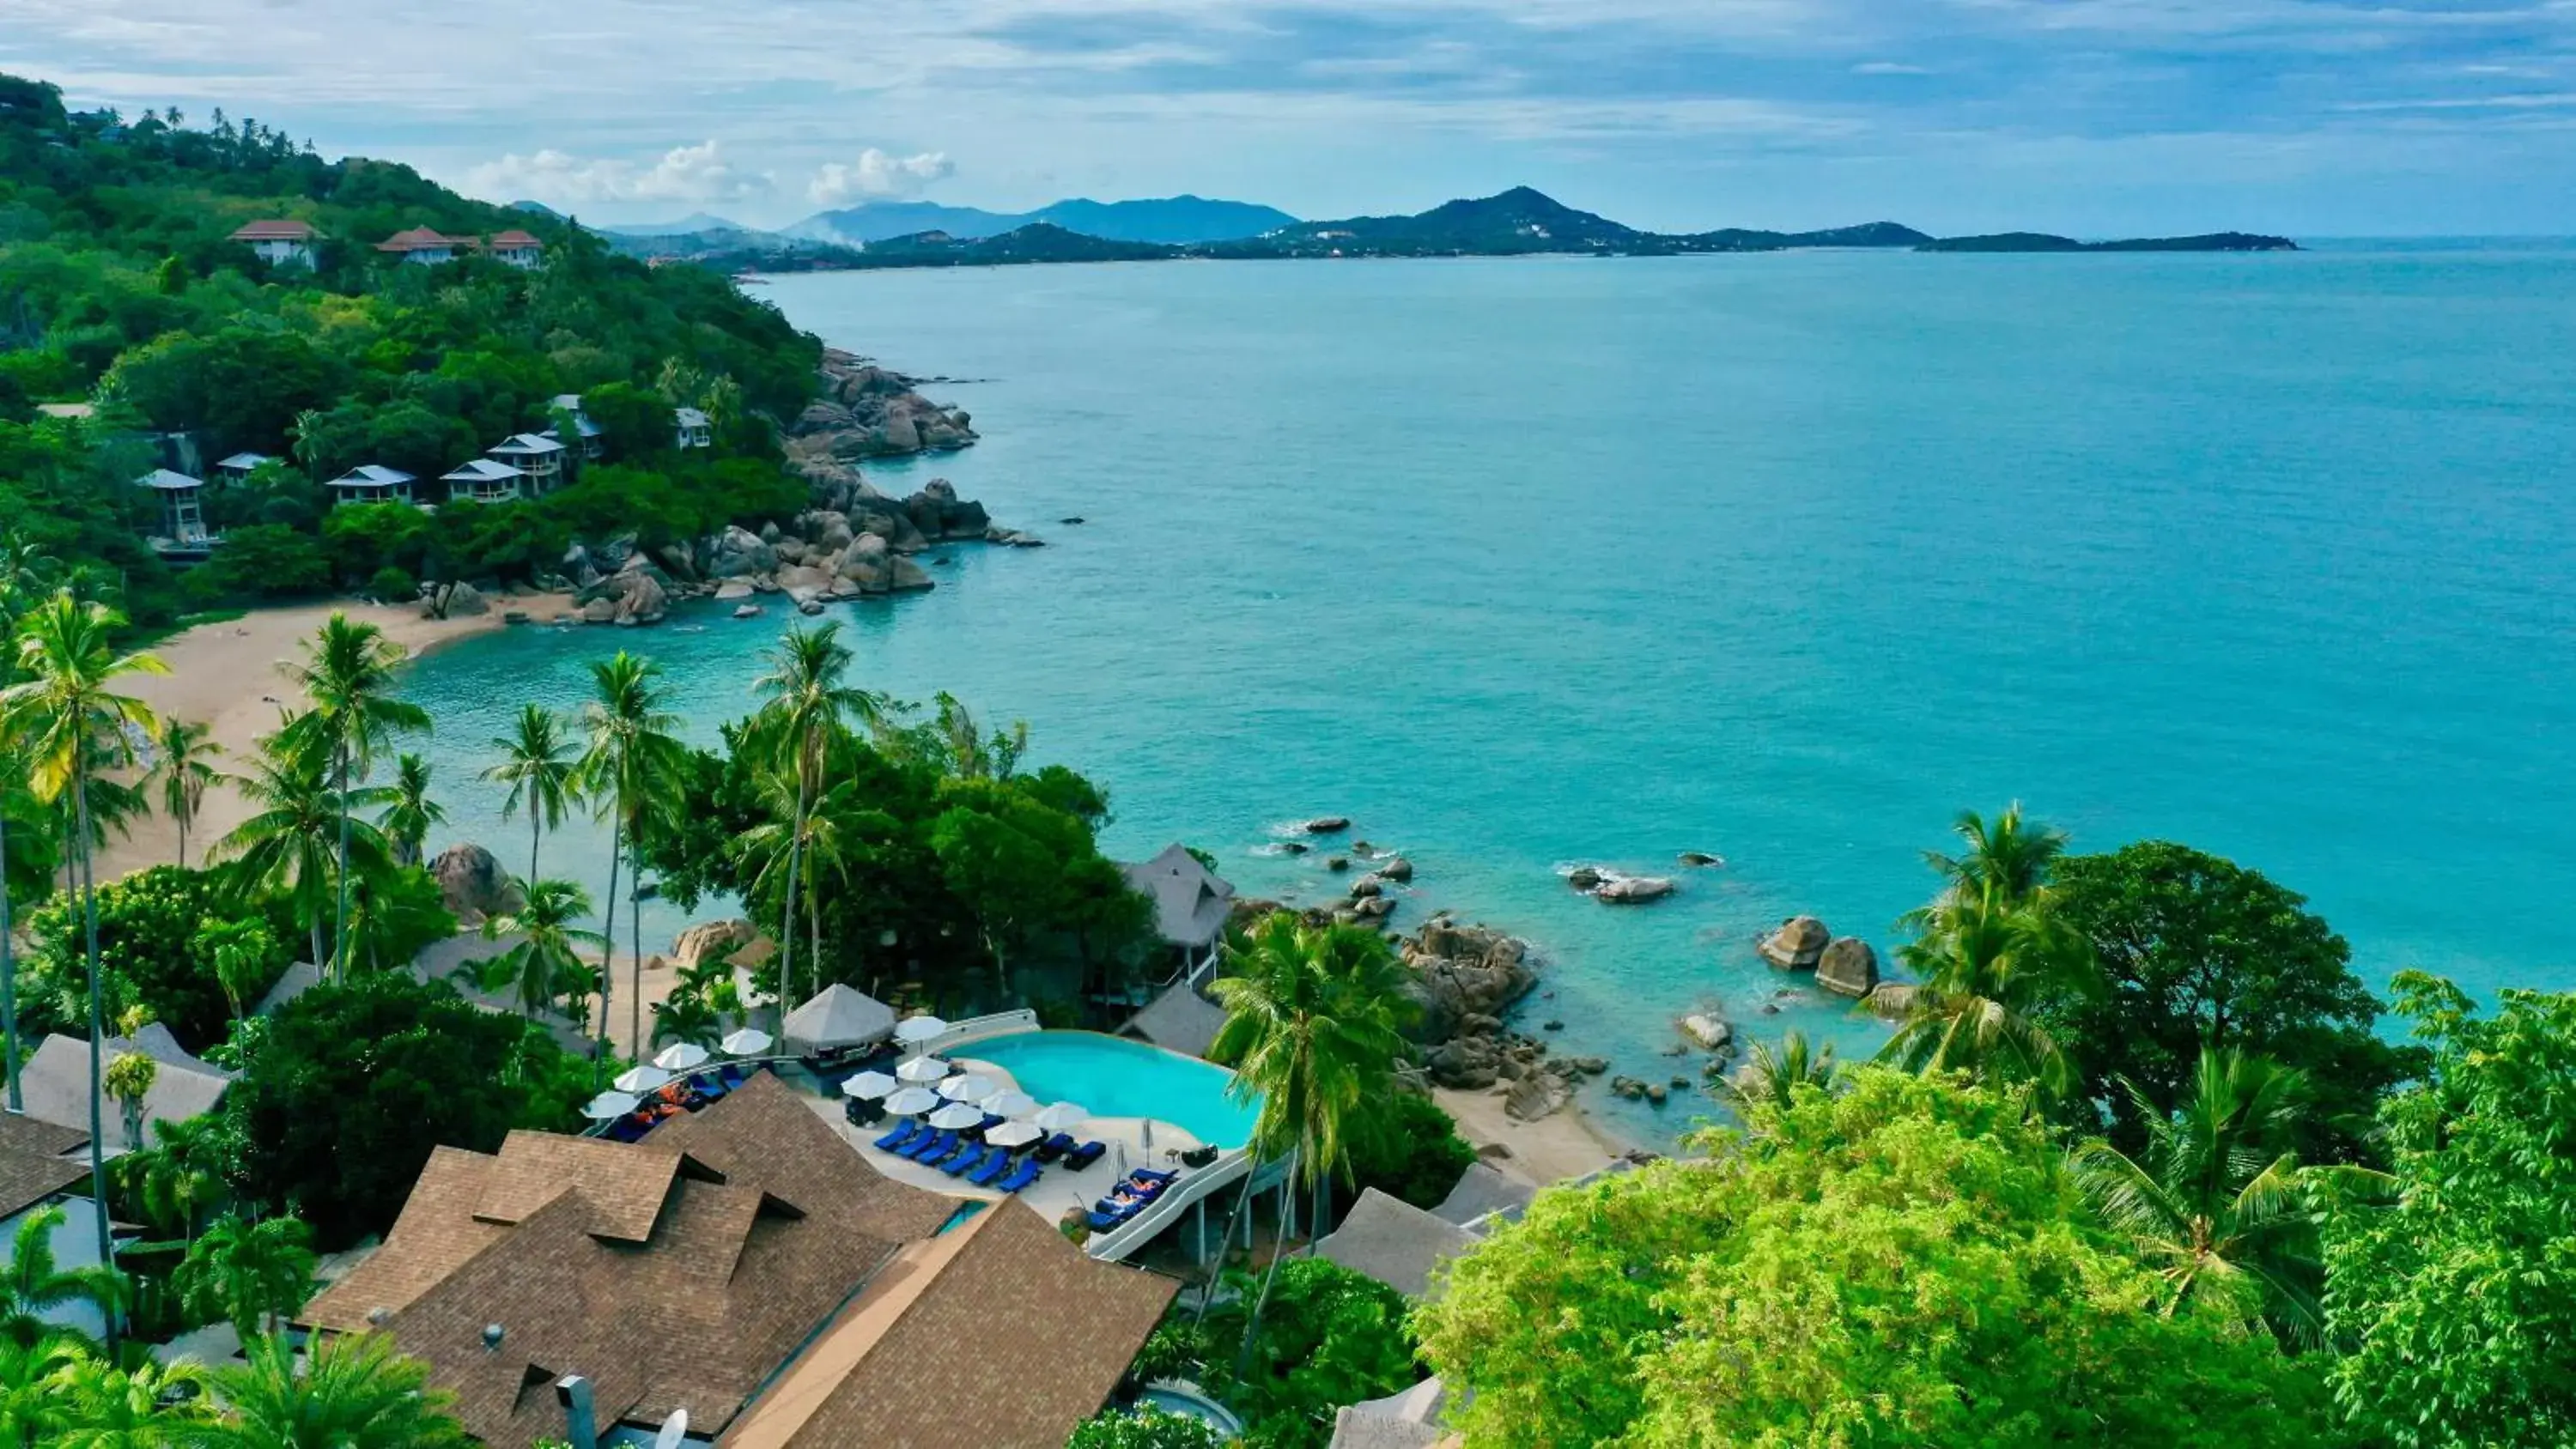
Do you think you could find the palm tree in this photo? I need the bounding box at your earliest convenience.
[2075,1049,2387,1343]
[206,1331,472,1449]
[198,919,276,1024]
[141,718,223,870]
[1880,886,2091,1098]
[1206,913,1416,1354]
[375,753,443,870]
[0,1205,125,1349]
[220,727,389,973]
[1899,803,2067,937]
[0,738,56,1114]
[475,876,605,1022]
[0,1332,82,1446]
[100,1052,154,1152]
[737,767,856,994]
[579,652,683,1052]
[482,704,579,882]
[278,614,427,979]
[113,1115,228,1250]
[170,1214,315,1340]
[0,591,166,1274]
[650,992,722,1049]
[47,1356,210,1448]
[749,622,879,1031]
[1724,1030,1839,1112]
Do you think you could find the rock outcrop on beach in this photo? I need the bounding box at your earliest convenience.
[1759,915,1832,970]
[673,918,759,973]
[431,843,523,925]
[786,348,977,463]
[1816,937,1880,998]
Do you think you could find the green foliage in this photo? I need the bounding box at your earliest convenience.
[170,1212,314,1338]
[1067,1404,1227,1449]
[2042,841,2415,1161]
[1417,1067,2345,1448]
[0,1203,125,1349]
[2321,973,2576,1447]
[1188,1258,1421,1447]
[365,565,416,603]
[21,863,286,1049]
[184,523,331,603]
[1342,1090,1475,1210]
[1211,913,1419,1191]
[213,1330,477,1449]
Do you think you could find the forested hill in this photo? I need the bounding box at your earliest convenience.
[0,71,825,627]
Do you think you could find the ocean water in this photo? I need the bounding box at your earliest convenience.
[400,246,2576,1146]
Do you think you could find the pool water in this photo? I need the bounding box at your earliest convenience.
[967,1032,1261,1149]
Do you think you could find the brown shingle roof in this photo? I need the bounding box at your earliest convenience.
[228,219,317,241]
[375,226,465,252]
[646,1071,956,1243]
[487,229,544,248]
[473,1131,685,1242]
[0,1112,87,1158]
[0,1143,85,1221]
[723,1201,1181,1449]
[302,1147,511,1333]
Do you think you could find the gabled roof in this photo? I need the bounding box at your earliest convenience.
[328,464,415,487]
[489,433,567,458]
[440,458,523,483]
[301,1145,512,1331]
[214,451,276,470]
[471,1131,689,1242]
[0,1112,90,1222]
[1315,1188,1475,1300]
[1330,1379,1455,1449]
[1121,844,1236,949]
[675,407,712,428]
[136,468,204,490]
[487,229,544,249]
[780,983,896,1054]
[0,1113,88,1159]
[252,961,323,1018]
[376,226,465,252]
[720,1200,1180,1449]
[1124,980,1228,1060]
[643,1072,954,1244]
[228,219,317,242]
[19,1033,234,1146]
[1431,1162,1535,1229]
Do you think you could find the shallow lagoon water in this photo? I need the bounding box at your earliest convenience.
[402,247,2576,1145]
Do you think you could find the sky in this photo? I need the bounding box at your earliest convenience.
[7,0,2574,236]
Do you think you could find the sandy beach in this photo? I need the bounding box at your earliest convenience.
[92,598,519,882]
[1435,1084,1631,1185]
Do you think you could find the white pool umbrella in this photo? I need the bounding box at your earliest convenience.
[986,1120,1042,1149]
[982,1090,1039,1119]
[929,1102,985,1130]
[896,1056,951,1084]
[720,1028,772,1057]
[937,1073,998,1103]
[653,1042,710,1072]
[894,1015,949,1047]
[582,1090,641,1121]
[613,1064,672,1094]
[883,1087,941,1117]
[841,1070,900,1100]
[1034,1102,1090,1133]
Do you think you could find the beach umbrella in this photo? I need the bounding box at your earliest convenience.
[884,1087,941,1117]
[1034,1102,1090,1133]
[928,1102,985,1130]
[937,1073,998,1103]
[982,1089,1040,1119]
[719,1027,772,1057]
[986,1119,1042,1149]
[841,1070,900,1100]
[613,1064,672,1094]
[896,1056,951,1084]
[653,1042,710,1072]
[1111,1142,1128,1180]
[582,1090,641,1121]
[894,1015,949,1052]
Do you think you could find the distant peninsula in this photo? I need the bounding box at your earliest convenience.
[586,186,2297,273]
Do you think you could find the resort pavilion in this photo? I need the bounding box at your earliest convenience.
[325,463,418,507]
[133,467,215,556]
[486,433,568,494]
[440,457,526,505]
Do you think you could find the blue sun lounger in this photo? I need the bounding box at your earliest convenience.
[995,1158,1042,1194]
[905,1129,959,1163]
[1063,1140,1108,1171]
[939,1140,989,1176]
[1035,1133,1075,1164]
[874,1122,923,1153]
[1130,1167,1177,1185]
[966,1147,1013,1186]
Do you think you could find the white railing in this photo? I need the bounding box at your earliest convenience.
[918,1009,1041,1056]
[1086,1147,1256,1262]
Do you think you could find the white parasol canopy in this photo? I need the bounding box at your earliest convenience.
[720,1027,772,1057]
[982,1089,1039,1119]
[613,1064,673,1094]
[893,1015,950,1046]
[985,1119,1042,1149]
[653,1042,710,1072]
[841,1070,901,1100]
[883,1087,941,1117]
[928,1102,985,1130]
[896,1056,951,1084]
[937,1073,998,1103]
[783,984,897,1053]
[582,1090,641,1121]
[1033,1102,1090,1133]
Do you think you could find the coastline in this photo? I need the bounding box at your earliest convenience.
[1434,1084,1635,1185]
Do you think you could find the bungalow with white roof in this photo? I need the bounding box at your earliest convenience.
[326,464,418,507]
[440,457,526,505]
[134,468,216,556]
[374,226,468,264]
[675,405,713,449]
[486,432,568,494]
[212,451,276,486]
[227,218,318,266]
[486,228,545,270]
[544,394,605,459]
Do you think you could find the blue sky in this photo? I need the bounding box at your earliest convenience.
[7,0,2573,234]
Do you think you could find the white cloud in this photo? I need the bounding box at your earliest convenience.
[806,149,957,206]
[465,139,773,206]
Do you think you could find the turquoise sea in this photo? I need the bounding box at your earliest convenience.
[400,246,2576,1145]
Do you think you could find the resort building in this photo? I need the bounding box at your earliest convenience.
[375,226,470,264]
[212,451,276,485]
[0,1113,106,1344]
[675,406,714,449]
[486,228,546,269]
[440,457,527,505]
[18,1027,234,1152]
[226,219,318,266]
[487,433,568,494]
[134,467,216,557]
[1315,1189,1476,1300]
[325,463,418,507]
[1121,844,1236,979]
[301,1073,1176,1449]
[544,394,605,459]
[1331,1379,1460,1449]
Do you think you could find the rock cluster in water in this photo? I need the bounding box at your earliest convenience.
[787,348,978,462]
[1758,914,1881,999]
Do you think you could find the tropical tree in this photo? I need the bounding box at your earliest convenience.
[736,767,855,990]
[0,737,55,1114]
[0,1332,82,1446]
[112,1114,230,1250]
[375,752,443,869]
[1723,1029,1839,1112]
[101,1052,155,1152]
[482,703,579,882]
[649,991,722,1050]
[0,591,167,1270]
[277,614,427,979]
[196,918,283,1024]
[205,1331,473,1449]
[1902,802,2067,927]
[579,652,684,1051]
[0,1204,125,1349]
[749,622,879,1029]
[1880,885,2093,1100]
[476,876,605,1022]
[143,718,223,869]
[171,1214,315,1340]
[220,727,389,972]
[2075,1049,2381,1345]
[47,1355,211,1448]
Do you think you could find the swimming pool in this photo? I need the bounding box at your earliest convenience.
[966,1032,1261,1149]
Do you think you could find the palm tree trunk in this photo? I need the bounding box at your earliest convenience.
[777,771,810,1035]
[1234,1147,1300,1378]
[1191,1154,1265,1328]
[1312,1173,1330,1251]
[176,809,187,870]
[331,739,352,981]
[309,920,325,976]
[807,877,822,1005]
[530,813,542,886]
[602,814,622,1052]
[629,838,644,1055]
[1,798,19,1114]
[74,765,116,1325]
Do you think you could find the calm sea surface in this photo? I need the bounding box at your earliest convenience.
[401,246,2576,1144]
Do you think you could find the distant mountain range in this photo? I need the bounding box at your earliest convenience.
[577,185,2293,271]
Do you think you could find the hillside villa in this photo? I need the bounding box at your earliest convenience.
[325,463,418,507]
[374,226,544,270]
[226,218,317,266]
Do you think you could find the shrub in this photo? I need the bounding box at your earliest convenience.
[21,864,288,1050]
[368,565,417,603]
[1344,1090,1476,1211]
